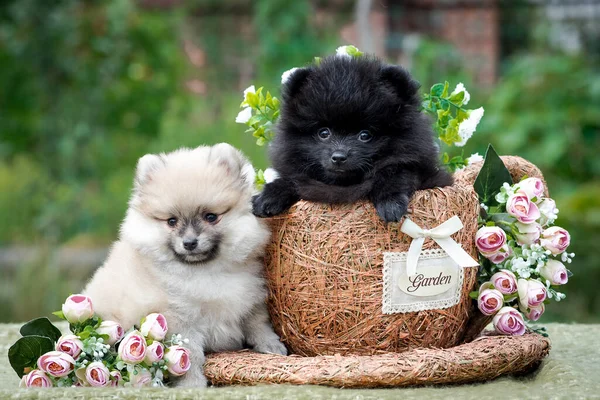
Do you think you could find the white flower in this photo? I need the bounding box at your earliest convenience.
[281,68,299,84]
[263,168,280,183]
[450,82,470,105]
[495,182,516,204]
[235,107,252,124]
[455,107,484,147]
[466,153,483,165]
[243,85,256,98]
[336,46,352,58]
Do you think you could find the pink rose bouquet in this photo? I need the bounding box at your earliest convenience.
[471,148,574,336]
[9,294,191,388]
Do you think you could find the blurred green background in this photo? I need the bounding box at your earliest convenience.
[0,0,598,323]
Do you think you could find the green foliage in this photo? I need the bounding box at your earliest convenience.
[19,318,62,343]
[8,335,54,378]
[473,145,513,206]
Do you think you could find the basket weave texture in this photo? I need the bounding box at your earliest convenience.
[204,333,550,388]
[264,183,480,356]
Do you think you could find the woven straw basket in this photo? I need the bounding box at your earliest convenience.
[203,155,551,387]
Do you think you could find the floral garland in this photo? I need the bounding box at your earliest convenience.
[9,294,191,388]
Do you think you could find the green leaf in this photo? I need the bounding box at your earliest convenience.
[449,90,465,104]
[430,83,444,97]
[20,317,62,342]
[473,144,513,206]
[441,81,449,98]
[8,335,54,378]
[345,45,364,57]
[469,291,479,300]
[313,56,322,65]
[52,310,65,320]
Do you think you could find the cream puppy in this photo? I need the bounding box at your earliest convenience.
[83,143,287,387]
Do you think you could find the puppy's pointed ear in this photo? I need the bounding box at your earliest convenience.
[135,154,165,188]
[380,65,421,101]
[281,67,312,102]
[211,143,256,191]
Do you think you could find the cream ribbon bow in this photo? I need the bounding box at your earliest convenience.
[400,216,480,277]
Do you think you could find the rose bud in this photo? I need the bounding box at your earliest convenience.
[524,303,545,322]
[517,279,547,311]
[56,334,84,359]
[514,222,542,246]
[540,226,570,255]
[538,198,558,226]
[506,191,541,224]
[540,259,569,285]
[96,320,124,346]
[117,331,147,364]
[110,370,123,387]
[517,177,545,203]
[19,370,53,388]
[140,313,168,341]
[61,294,94,324]
[144,342,164,364]
[493,307,527,336]
[485,244,512,265]
[477,288,504,316]
[85,361,111,387]
[475,226,507,255]
[37,351,76,378]
[490,269,518,295]
[129,368,153,387]
[164,346,191,377]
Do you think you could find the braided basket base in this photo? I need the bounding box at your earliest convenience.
[204,332,550,388]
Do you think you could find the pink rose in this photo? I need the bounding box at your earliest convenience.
[164,346,191,377]
[110,370,122,387]
[117,331,147,364]
[130,368,153,387]
[540,259,569,285]
[540,226,570,255]
[96,320,124,346]
[144,342,164,364]
[514,222,542,245]
[493,307,526,335]
[37,351,75,378]
[517,177,545,203]
[475,226,507,254]
[486,244,512,265]
[506,191,540,224]
[524,304,544,322]
[85,361,110,387]
[477,288,504,316]
[490,269,518,295]
[56,334,84,359]
[19,370,53,388]
[62,294,94,324]
[518,279,547,310]
[140,313,168,341]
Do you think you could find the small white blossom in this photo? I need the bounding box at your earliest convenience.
[235,107,252,124]
[243,85,256,98]
[495,182,516,204]
[450,82,470,105]
[455,107,484,147]
[336,46,352,58]
[466,153,483,165]
[510,257,532,278]
[281,67,299,84]
[263,168,280,183]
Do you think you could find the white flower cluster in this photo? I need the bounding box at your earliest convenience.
[82,337,110,361]
[168,333,189,347]
[450,82,470,105]
[495,182,517,204]
[455,107,485,147]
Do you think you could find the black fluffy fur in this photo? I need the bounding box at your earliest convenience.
[252,55,453,222]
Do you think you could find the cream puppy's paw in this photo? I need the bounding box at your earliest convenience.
[253,338,288,356]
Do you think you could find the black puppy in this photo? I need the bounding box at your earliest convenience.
[252,55,453,222]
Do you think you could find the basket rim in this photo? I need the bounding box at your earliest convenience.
[204,332,551,388]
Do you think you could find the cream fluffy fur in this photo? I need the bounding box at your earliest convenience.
[83,143,287,387]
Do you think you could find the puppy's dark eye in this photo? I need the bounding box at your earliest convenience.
[204,213,218,224]
[318,128,331,140]
[167,217,178,227]
[358,130,373,142]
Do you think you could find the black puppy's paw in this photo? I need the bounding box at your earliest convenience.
[374,195,409,223]
[252,193,291,217]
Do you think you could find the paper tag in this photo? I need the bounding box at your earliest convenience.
[382,249,464,314]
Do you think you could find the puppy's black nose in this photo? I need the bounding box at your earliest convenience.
[331,151,348,165]
[183,239,198,251]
